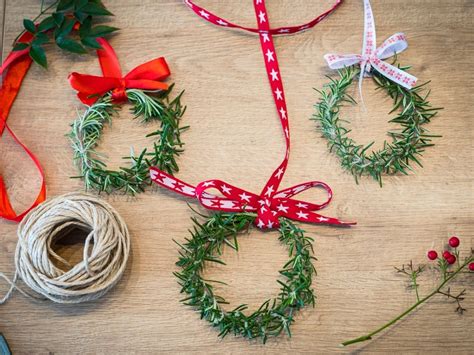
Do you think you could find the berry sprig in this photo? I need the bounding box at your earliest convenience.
[13,0,117,68]
[341,236,473,347]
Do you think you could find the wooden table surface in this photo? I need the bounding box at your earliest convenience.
[0,0,473,353]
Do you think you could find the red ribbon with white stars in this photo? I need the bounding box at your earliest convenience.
[150,0,354,230]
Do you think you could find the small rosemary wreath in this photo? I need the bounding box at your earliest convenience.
[69,85,187,194]
[313,65,440,186]
[175,212,317,343]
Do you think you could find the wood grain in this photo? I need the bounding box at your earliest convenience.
[0,0,473,353]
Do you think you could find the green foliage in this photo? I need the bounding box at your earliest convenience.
[312,65,441,186]
[175,212,317,343]
[15,0,117,68]
[69,86,187,194]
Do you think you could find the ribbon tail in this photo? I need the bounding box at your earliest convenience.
[305,211,356,226]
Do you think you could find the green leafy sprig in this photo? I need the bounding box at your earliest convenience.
[69,86,187,194]
[174,212,317,343]
[13,0,117,68]
[312,65,441,186]
[342,239,473,347]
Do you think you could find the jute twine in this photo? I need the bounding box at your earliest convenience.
[0,192,130,304]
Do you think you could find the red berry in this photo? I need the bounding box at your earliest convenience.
[427,250,438,260]
[448,236,460,248]
[446,254,456,265]
[469,263,474,271]
[443,251,452,260]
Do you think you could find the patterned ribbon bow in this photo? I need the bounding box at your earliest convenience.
[151,168,352,229]
[69,38,170,105]
[150,0,354,230]
[324,0,417,96]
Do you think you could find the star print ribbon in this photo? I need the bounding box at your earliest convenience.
[0,31,46,223]
[324,0,417,97]
[150,0,354,229]
[69,38,170,105]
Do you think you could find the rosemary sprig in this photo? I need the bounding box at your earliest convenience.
[174,212,317,343]
[69,85,187,194]
[312,65,441,186]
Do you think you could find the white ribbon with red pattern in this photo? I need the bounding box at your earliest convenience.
[150,0,354,230]
[324,0,417,93]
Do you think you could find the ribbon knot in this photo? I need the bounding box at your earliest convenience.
[324,0,417,97]
[69,38,170,105]
[151,168,354,230]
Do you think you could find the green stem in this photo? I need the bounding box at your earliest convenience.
[341,257,473,347]
[13,0,59,45]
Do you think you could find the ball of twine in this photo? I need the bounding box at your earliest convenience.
[0,192,130,304]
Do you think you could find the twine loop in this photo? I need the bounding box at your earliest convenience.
[0,192,130,304]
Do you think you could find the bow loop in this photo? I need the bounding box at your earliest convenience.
[69,38,170,105]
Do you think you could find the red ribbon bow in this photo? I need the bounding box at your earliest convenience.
[150,168,353,229]
[149,0,353,230]
[69,38,170,105]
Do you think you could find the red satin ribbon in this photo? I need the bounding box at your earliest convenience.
[0,32,46,222]
[150,0,354,229]
[69,38,170,105]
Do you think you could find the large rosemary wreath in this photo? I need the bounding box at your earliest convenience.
[69,86,186,194]
[312,65,440,186]
[175,212,317,343]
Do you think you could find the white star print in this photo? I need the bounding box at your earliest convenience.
[257,219,265,229]
[275,88,283,100]
[275,168,284,179]
[299,25,310,30]
[264,185,274,197]
[262,33,270,42]
[270,69,279,81]
[239,192,251,202]
[258,11,266,23]
[318,216,330,222]
[150,169,159,180]
[279,107,286,119]
[221,201,237,209]
[267,221,274,228]
[296,202,308,209]
[265,49,275,62]
[285,127,289,138]
[216,19,228,26]
[276,204,289,213]
[203,181,215,187]
[256,0,262,4]
[260,205,267,213]
[297,211,309,219]
[199,10,210,19]
[278,29,290,33]
[221,185,232,194]
[161,176,176,188]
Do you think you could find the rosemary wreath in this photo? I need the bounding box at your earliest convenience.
[312,65,440,186]
[69,86,187,194]
[175,212,317,343]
